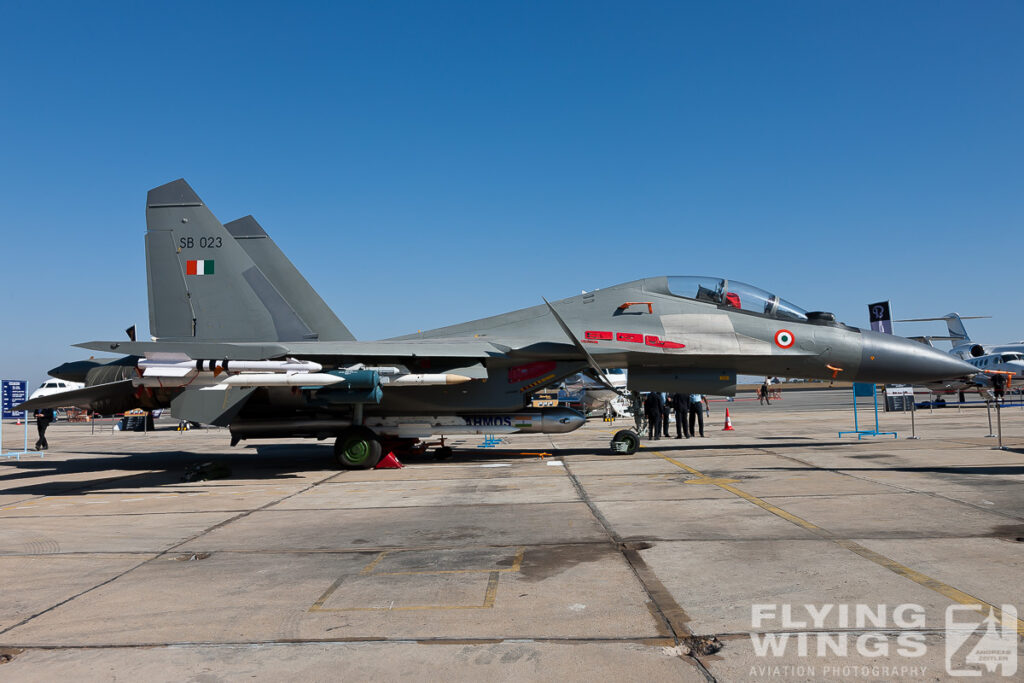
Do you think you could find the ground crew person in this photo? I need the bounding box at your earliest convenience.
[760,377,772,405]
[672,392,690,438]
[688,393,709,437]
[644,392,662,440]
[33,408,53,450]
[661,392,670,437]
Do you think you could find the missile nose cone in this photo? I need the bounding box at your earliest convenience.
[541,407,587,433]
[857,331,977,383]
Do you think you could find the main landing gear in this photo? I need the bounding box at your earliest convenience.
[332,430,461,469]
[334,426,383,469]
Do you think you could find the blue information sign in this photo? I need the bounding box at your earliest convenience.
[2,380,28,420]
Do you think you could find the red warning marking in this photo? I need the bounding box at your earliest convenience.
[584,330,613,341]
[616,332,644,343]
[774,329,795,349]
[508,361,557,383]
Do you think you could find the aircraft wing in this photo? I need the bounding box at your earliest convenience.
[76,338,513,361]
[13,380,135,412]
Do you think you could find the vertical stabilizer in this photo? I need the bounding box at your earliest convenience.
[943,313,971,346]
[225,216,355,341]
[145,179,314,342]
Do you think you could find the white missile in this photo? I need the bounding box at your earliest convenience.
[138,359,323,373]
[383,374,473,386]
[220,373,345,387]
[134,374,220,388]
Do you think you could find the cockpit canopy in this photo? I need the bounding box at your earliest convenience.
[667,276,809,322]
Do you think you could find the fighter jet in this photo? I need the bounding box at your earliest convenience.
[18,179,978,466]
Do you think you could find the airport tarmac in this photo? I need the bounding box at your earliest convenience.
[1,393,1022,681]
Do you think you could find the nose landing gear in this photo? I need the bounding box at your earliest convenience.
[610,429,640,455]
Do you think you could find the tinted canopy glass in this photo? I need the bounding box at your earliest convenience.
[667,276,808,321]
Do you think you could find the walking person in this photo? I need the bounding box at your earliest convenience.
[688,393,710,437]
[760,377,771,405]
[34,407,53,451]
[672,391,690,438]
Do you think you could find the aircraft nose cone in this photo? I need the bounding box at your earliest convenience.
[856,331,977,383]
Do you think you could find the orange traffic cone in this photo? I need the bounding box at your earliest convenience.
[375,452,404,469]
[722,408,735,431]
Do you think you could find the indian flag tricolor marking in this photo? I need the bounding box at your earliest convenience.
[186,259,215,275]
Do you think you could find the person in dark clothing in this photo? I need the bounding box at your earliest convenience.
[660,393,670,437]
[672,392,690,438]
[760,378,771,405]
[991,373,1006,403]
[688,393,709,437]
[34,408,53,450]
[644,392,662,440]
[643,393,654,439]
[654,392,665,439]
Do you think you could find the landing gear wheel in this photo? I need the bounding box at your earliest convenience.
[610,429,640,455]
[434,446,453,460]
[334,427,383,469]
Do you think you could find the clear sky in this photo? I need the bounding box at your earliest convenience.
[1,1,1021,389]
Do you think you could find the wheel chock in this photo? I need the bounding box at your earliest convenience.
[375,452,404,469]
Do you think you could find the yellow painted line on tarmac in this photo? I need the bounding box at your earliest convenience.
[481,570,501,608]
[651,450,1024,635]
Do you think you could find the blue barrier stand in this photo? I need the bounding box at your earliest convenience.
[839,382,897,439]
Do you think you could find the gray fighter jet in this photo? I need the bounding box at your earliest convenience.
[18,179,977,466]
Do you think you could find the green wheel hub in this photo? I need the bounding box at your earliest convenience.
[335,428,383,469]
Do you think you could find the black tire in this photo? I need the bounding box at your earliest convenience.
[334,427,383,469]
[434,446,453,460]
[610,429,640,455]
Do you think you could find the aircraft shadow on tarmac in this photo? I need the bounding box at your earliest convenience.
[0,446,330,498]
[0,443,602,497]
[3,441,1018,499]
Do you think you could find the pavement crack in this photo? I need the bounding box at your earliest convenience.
[0,468,346,639]
[561,461,717,682]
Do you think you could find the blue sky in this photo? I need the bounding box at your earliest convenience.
[1,1,1022,388]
